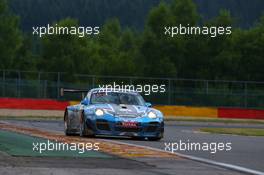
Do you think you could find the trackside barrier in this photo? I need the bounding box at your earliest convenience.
[218,108,264,120]
[0,98,264,120]
[156,105,264,120]
[0,98,69,110]
[155,105,218,118]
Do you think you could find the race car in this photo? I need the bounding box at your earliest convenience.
[64,88,164,141]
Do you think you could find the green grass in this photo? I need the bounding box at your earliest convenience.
[0,130,111,158]
[165,117,264,125]
[200,128,264,136]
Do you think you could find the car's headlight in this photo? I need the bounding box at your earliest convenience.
[148,111,157,119]
[95,109,104,116]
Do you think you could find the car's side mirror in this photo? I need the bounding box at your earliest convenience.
[145,102,152,107]
[81,99,89,106]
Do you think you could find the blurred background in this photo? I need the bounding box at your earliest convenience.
[0,0,264,109]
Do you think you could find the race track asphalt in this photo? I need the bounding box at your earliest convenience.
[1,119,264,175]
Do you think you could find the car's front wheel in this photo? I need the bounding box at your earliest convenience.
[148,132,163,141]
[64,111,71,136]
[79,112,93,137]
[148,137,162,141]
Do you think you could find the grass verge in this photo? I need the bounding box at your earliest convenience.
[200,128,264,136]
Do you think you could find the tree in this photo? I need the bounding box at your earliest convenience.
[146,2,171,38]
[140,2,178,78]
[170,0,199,25]
[0,0,22,69]
[40,18,102,80]
[13,35,38,71]
[97,19,139,76]
[231,15,264,81]
[204,10,235,80]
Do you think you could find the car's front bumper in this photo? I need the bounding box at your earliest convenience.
[85,114,164,138]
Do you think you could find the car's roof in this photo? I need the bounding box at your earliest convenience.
[90,88,139,95]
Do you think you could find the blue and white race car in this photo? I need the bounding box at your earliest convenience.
[64,88,164,141]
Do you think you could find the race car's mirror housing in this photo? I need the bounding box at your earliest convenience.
[145,102,152,107]
[81,99,89,106]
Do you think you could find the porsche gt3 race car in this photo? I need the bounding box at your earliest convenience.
[64,88,164,141]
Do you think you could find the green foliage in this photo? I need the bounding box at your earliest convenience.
[146,2,172,38]
[0,0,22,69]
[97,19,139,76]
[170,0,199,25]
[1,0,264,82]
[39,18,104,82]
[13,35,38,71]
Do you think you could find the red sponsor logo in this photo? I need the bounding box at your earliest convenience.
[122,122,138,128]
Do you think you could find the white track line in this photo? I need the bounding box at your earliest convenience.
[101,139,264,175]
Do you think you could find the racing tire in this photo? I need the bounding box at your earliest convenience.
[79,112,94,137]
[64,111,72,136]
[148,137,162,141]
[132,136,146,141]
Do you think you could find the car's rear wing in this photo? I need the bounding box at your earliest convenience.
[60,88,89,99]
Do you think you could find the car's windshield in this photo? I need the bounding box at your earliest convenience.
[90,91,145,106]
